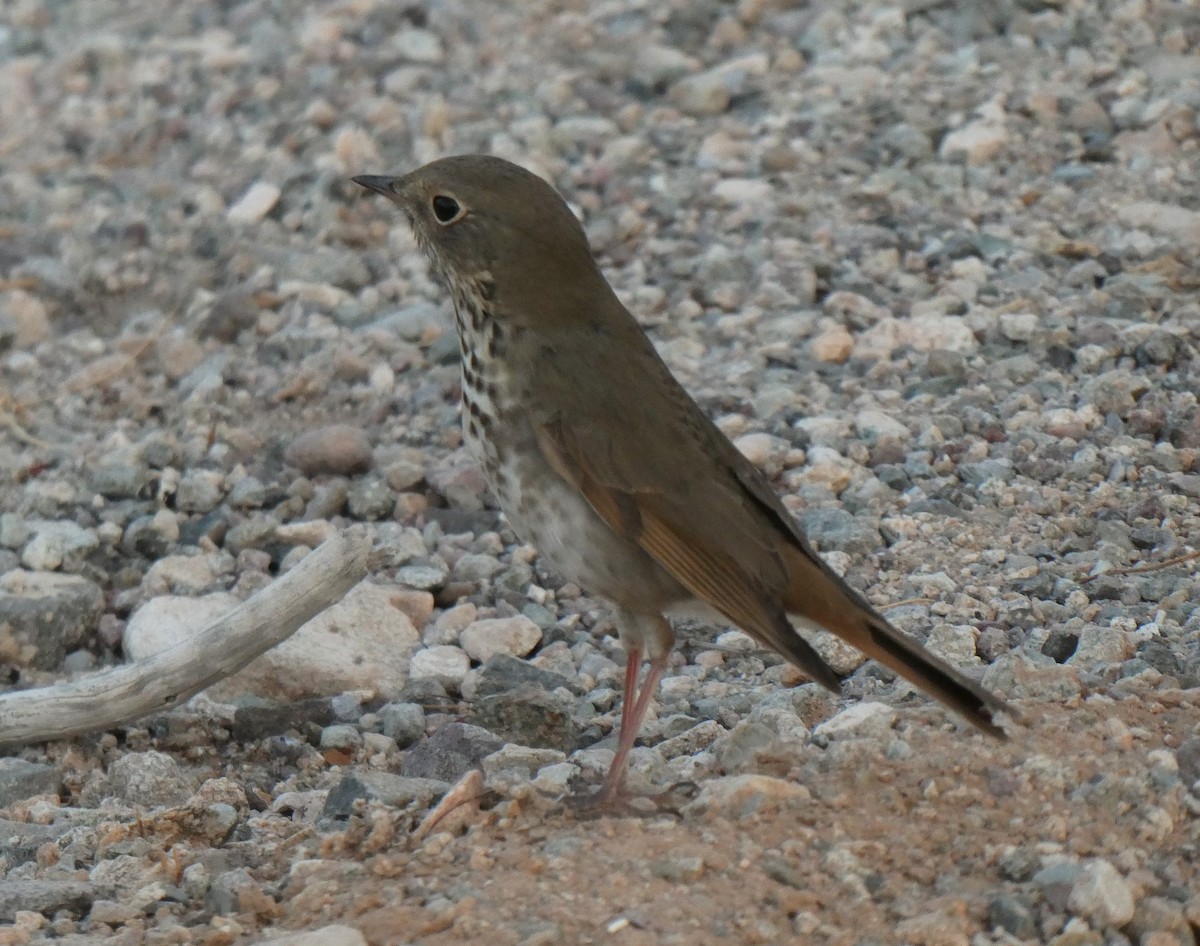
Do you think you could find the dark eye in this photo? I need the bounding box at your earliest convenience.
[431,195,461,224]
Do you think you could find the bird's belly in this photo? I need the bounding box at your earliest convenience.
[474,435,687,610]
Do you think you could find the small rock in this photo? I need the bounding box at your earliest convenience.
[1067,623,1134,670]
[0,880,98,921]
[460,616,542,663]
[1068,859,1135,927]
[687,774,811,818]
[251,926,367,946]
[379,702,426,748]
[813,702,897,741]
[105,750,197,808]
[284,426,374,477]
[20,520,99,571]
[175,469,225,513]
[0,759,58,807]
[467,686,580,753]
[319,724,363,751]
[410,645,470,689]
[940,107,1009,165]
[321,771,449,819]
[401,722,504,782]
[226,181,282,224]
[471,654,579,698]
[853,410,910,445]
[0,569,104,669]
[810,326,854,363]
[988,894,1037,939]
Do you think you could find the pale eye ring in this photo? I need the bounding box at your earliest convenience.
[431,194,463,224]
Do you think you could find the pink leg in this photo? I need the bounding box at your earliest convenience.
[618,646,641,740]
[598,652,669,803]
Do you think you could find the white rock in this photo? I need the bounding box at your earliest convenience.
[125,581,421,701]
[906,314,978,352]
[925,624,979,664]
[253,926,367,946]
[226,182,281,225]
[141,553,231,595]
[734,432,786,468]
[999,311,1039,342]
[1068,623,1135,670]
[125,592,241,658]
[853,410,910,445]
[393,28,443,63]
[813,702,897,741]
[1068,859,1135,927]
[531,761,579,795]
[21,520,98,571]
[712,178,773,206]
[939,102,1009,165]
[1117,201,1200,245]
[460,616,542,663]
[409,645,470,689]
[807,631,865,674]
[688,774,811,815]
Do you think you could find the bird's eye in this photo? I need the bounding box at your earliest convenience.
[431,195,462,224]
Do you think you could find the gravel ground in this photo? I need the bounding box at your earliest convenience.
[1,0,1199,943]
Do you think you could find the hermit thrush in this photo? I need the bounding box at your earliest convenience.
[354,156,1011,800]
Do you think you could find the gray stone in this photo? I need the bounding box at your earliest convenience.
[319,724,363,751]
[20,520,99,571]
[0,758,58,806]
[321,771,449,819]
[105,750,197,808]
[1068,858,1135,927]
[799,508,882,555]
[467,686,580,753]
[0,817,70,865]
[379,702,426,748]
[987,894,1036,938]
[0,569,104,669]
[0,880,98,920]
[1032,861,1082,912]
[226,475,267,508]
[175,469,226,513]
[401,722,504,782]
[90,462,149,499]
[346,476,394,520]
[473,654,580,698]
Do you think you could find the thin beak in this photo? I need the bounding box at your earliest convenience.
[351,175,399,197]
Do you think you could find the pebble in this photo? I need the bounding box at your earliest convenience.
[250,926,367,946]
[460,616,543,663]
[226,181,281,224]
[0,569,104,669]
[379,702,426,748]
[687,774,811,818]
[0,881,98,922]
[104,751,197,808]
[409,645,471,689]
[813,702,897,742]
[1068,859,1136,927]
[284,425,374,477]
[401,722,504,782]
[19,520,98,571]
[0,759,58,807]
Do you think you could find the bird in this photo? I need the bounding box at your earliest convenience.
[353,155,1012,802]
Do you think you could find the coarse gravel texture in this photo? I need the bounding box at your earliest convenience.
[1,0,1199,943]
